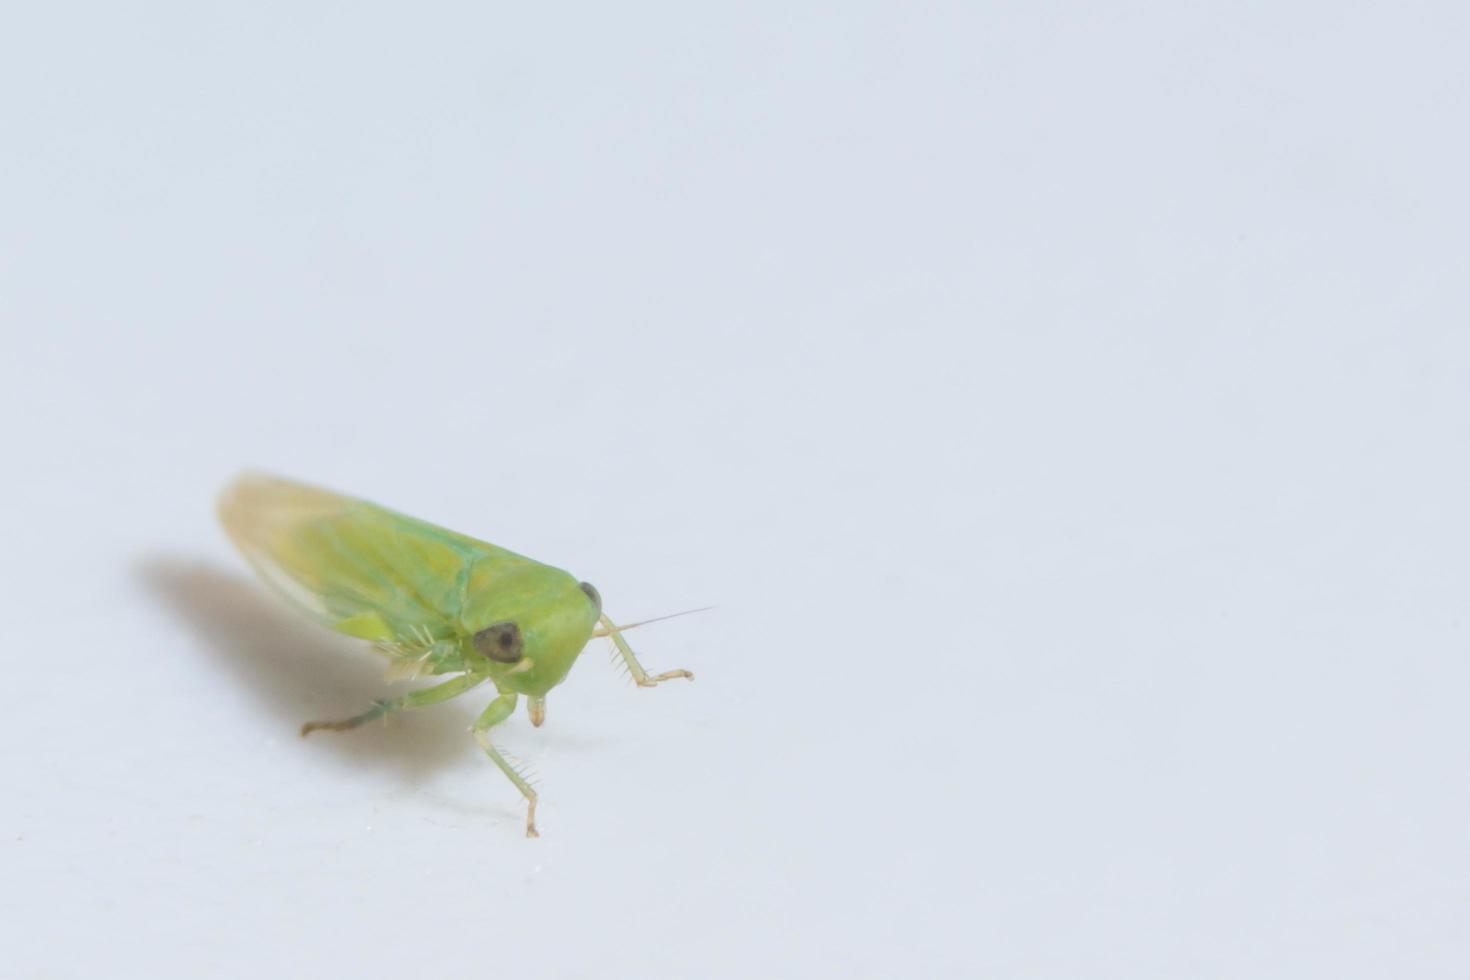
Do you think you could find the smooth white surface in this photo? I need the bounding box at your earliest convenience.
[3,4,1468,977]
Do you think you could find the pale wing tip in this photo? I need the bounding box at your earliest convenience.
[217,471,344,626]
[217,471,346,550]
[217,471,286,542]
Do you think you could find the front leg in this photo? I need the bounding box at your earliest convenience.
[472,693,540,837]
[600,614,694,687]
[300,674,484,736]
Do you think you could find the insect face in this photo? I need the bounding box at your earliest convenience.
[461,571,602,698]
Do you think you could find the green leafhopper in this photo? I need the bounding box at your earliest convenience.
[218,473,695,836]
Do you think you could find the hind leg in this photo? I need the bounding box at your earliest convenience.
[300,674,484,736]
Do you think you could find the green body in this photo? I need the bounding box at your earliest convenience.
[271,499,600,696]
[218,473,693,837]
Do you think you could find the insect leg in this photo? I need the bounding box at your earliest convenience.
[472,693,540,837]
[599,613,694,687]
[300,674,484,736]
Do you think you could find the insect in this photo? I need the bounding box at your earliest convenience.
[218,472,695,836]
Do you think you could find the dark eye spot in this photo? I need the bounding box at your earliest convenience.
[579,581,602,615]
[473,622,523,663]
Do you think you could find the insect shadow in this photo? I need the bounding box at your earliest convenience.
[137,556,478,782]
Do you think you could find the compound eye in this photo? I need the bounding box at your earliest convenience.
[578,581,602,616]
[472,621,524,663]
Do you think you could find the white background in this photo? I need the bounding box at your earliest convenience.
[3,3,1468,977]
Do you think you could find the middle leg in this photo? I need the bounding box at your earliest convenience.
[472,693,540,837]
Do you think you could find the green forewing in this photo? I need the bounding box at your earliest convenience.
[218,474,539,644]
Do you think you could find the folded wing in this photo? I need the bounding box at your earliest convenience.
[218,472,527,643]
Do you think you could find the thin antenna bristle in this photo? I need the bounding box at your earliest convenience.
[591,606,714,638]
